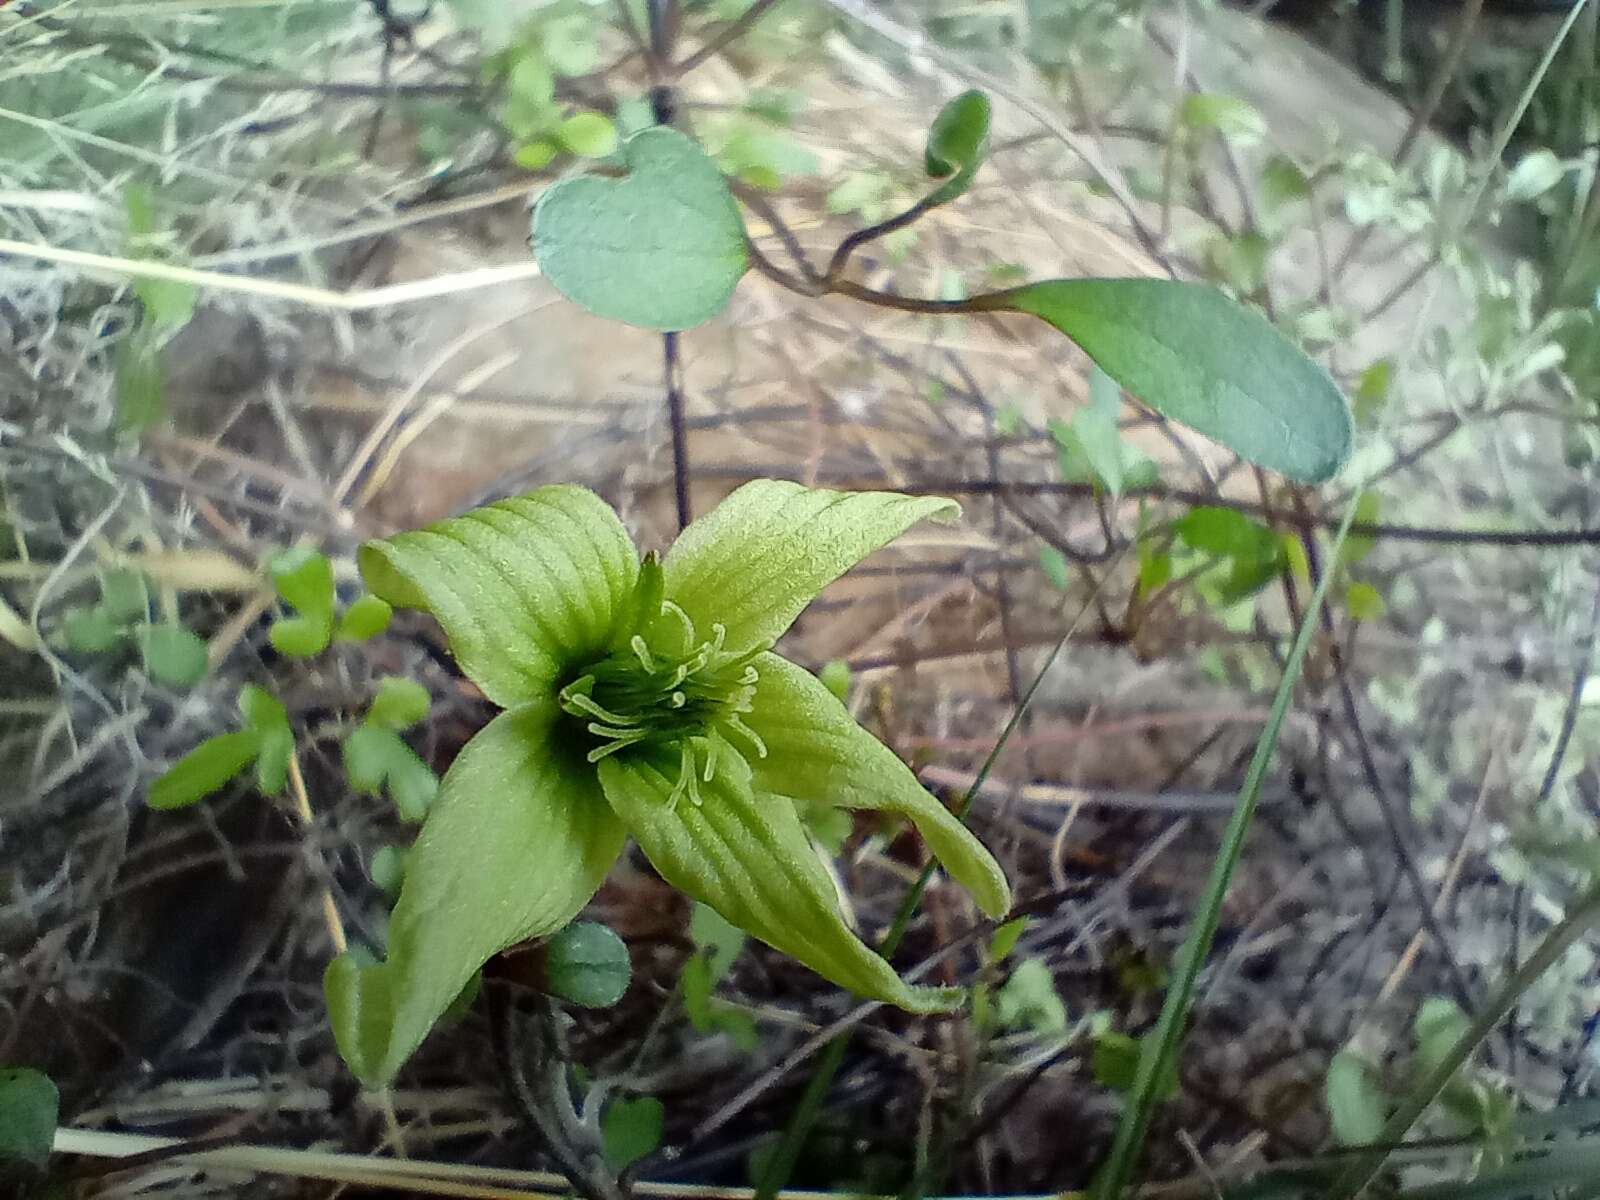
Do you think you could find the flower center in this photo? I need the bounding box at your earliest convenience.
[559,599,767,808]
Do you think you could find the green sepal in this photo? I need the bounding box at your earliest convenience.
[745,653,1010,918]
[324,701,626,1087]
[660,480,959,655]
[597,754,961,1014]
[358,486,639,708]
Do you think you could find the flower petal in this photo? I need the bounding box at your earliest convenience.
[746,653,1011,918]
[661,481,959,655]
[325,702,626,1087]
[359,486,639,708]
[597,754,961,1013]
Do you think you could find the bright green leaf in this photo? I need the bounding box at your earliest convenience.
[344,724,438,821]
[717,125,818,191]
[371,844,408,899]
[532,126,749,331]
[1002,280,1352,483]
[325,702,628,1088]
[139,623,209,687]
[1345,581,1386,621]
[1340,490,1382,565]
[271,547,336,620]
[1414,996,1471,1079]
[602,1095,664,1170]
[989,916,1029,962]
[62,606,123,654]
[801,801,853,855]
[691,901,747,984]
[1261,154,1310,209]
[1326,1050,1388,1146]
[681,951,761,1051]
[336,595,393,641]
[1354,358,1394,426]
[270,616,330,658]
[1175,506,1278,559]
[358,486,640,709]
[0,1067,58,1169]
[544,920,631,1006]
[515,140,558,170]
[818,658,852,703]
[1180,94,1267,144]
[367,677,431,730]
[1039,545,1070,590]
[662,480,959,657]
[924,89,990,206]
[149,729,261,809]
[558,112,618,158]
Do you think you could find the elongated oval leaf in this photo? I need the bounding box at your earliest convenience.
[531,126,749,331]
[1002,279,1352,483]
[149,729,261,809]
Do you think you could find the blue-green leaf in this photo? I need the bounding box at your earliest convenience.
[544,920,631,1006]
[0,1067,57,1169]
[531,126,749,331]
[1001,279,1352,482]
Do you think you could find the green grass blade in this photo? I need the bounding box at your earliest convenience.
[1325,875,1600,1199]
[1092,497,1359,1200]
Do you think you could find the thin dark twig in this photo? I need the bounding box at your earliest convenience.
[677,0,786,73]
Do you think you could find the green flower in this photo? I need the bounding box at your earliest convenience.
[325,480,1011,1087]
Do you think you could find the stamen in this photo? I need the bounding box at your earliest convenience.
[659,599,695,647]
[629,635,656,671]
[563,690,636,727]
[724,713,768,759]
[585,731,648,762]
[701,733,720,782]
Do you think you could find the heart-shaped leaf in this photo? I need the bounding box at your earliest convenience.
[531,126,749,331]
[1001,279,1353,483]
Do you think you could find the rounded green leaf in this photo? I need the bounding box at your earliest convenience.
[370,844,408,899]
[238,683,289,732]
[924,89,990,206]
[149,729,261,809]
[744,653,1010,919]
[544,920,631,1006]
[0,1067,58,1169]
[324,702,626,1088]
[602,1095,664,1171]
[62,606,123,654]
[1002,279,1353,483]
[531,126,749,331]
[255,723,294,795]
[270,546,336,619]
[336,594,393,641]
[515,140,559,170]
[358,486,640,709]
[558,112,618,159]
[346,725,438,820]
[1326,1050,1387,1146]
[366,676,431,729]
[269,615,330,658]
[660,480,959,656]
[139,623,209,687]
[597,754,961,1014]
[99,568,149,623]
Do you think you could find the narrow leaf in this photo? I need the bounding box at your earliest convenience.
[1001,279,1352,483]
[149,730,261,809]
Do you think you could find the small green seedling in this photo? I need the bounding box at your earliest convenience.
[681,902,757,1051]
[322,480,1012,1087]
[269,547,393,658]
[149,684,293,809]
[343,677,439,822]
[60,568,208,688]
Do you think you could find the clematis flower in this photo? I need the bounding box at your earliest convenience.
[325,480,1011,1087]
